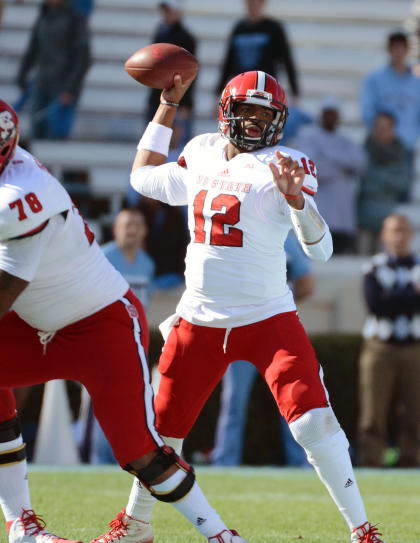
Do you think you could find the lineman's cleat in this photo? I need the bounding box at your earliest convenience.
[208,530,248,543]
[8,509,82,543]
[351,522,385,543]
[90,510,153,543]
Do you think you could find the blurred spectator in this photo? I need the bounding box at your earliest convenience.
[357,112,410,255]
[15,0,91,139]
[72,0,94,18]
[358,214,420,467]
[137,197,189,289]
[361,31,420,202]
[146,0,196,145]
[209,232,315,467]
[102,208,155,310]
[215,0,300,101]
[295,95,366,254]
[79,208,155,464]
[281,104,313,146]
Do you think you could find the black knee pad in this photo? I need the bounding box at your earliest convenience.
[124,445,195,503]
[0,416,21,443]
[0,416,26,466]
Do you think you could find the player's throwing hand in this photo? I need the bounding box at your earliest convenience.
[161,73,197,107]
[269,150,305,208]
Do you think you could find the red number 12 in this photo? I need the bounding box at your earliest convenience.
[193,190,243,247]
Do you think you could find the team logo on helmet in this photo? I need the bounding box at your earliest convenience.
[0,110,17,147]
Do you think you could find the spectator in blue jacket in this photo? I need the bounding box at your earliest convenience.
[361,31,420,202]
[102,208,155,311]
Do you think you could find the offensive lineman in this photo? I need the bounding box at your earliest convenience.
[93,72,386,543]
[0,100,247,543]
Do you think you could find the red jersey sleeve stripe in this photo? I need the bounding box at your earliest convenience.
[302,186,316,196]
[10,220,49,240]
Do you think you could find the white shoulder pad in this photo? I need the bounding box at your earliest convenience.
[254,144,318,196]
[0,147,72,241]
[177,133,223,170]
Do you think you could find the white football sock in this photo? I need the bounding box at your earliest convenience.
[126,479,155,523]
[126,436,183,523]
[152,471,226,538]
[306,430,367,529]
[0,436,31,522]
[290,408,367,530]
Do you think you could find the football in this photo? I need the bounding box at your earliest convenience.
[124,43,199,89]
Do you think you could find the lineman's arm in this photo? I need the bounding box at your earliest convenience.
[0,270,28,320]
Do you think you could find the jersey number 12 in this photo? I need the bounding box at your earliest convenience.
[193,190,243,247]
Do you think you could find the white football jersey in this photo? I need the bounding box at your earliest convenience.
[0,147,128,331]
[131,133,320,327]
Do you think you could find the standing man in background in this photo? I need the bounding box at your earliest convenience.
[216,0,300,101]
[358,213,420,467]
[295,95,366,254]
[15,0,91,140]
[361,31,420,202]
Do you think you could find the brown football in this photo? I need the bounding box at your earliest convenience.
[124,43,199,89]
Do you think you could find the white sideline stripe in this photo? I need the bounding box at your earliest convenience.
[25,465,409,479]
[120,296,163,448]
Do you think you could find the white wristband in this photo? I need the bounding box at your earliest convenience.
[137,122,173,157]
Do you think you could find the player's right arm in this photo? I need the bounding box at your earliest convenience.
[131,73,197,171]
[0,270,28,320]
[130,74,197,206]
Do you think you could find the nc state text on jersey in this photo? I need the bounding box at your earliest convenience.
[196,175,252,193]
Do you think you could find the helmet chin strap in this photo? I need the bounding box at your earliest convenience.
[230,117,274,151]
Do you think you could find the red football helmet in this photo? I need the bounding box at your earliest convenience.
[219,71,288,151]
[0,100,19,175]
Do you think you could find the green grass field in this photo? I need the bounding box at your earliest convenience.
[2,466,419,543]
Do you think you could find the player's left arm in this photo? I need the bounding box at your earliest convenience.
[0,219,55,318]
[269,150,333,262]
[0,269,28,320]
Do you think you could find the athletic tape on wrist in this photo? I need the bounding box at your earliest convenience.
[137,122,173,157]
[290,198,326,243]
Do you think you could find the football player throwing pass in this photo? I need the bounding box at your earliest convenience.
[0,100,247,543]
[93,71,386,543]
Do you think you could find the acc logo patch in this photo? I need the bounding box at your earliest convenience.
[126,304,139,319]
